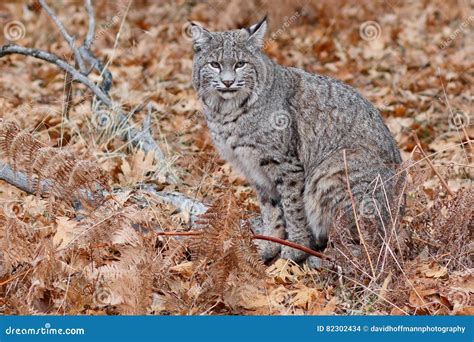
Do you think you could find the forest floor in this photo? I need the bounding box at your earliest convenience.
[0,0,472,315]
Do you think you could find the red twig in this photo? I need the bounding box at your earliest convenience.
[157,231,202,237]
[157,231,332,261]
[252,234,332,261]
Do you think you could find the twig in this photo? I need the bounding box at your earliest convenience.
[0,44,112,105]
[0,159,165,208]
[157,231,202,237]
[142,185,208,220]
[154,230,333,261]
[39,0,87,74]
[0,267,33,286]
[0,160,49,195]
[412,236,441,248]
[381,140,471,187]
[342,149,376,278]
[83,0,95,49]
[252,234,332,261]
[62,61,75,120]
[412,133,454,196]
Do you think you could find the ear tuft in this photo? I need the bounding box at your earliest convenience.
[189,21,211,52]
[247,16,267,49]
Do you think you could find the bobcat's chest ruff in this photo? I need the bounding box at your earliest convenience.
[208,118,274,192]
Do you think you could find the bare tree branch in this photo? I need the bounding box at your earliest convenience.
[39,0,87,74]
[0,44,111,105]
[0,160,181,212]
[83,0,95,49]
[0,0,174,181]
[0,161,48,195]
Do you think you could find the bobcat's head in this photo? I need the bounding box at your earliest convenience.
[190,18,271,110]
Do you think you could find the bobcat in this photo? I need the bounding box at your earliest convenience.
[190,18,402,264]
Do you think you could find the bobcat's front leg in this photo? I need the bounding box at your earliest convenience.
[276,168,312,262]
[253,185,286,262]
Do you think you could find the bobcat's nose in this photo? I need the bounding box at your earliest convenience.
[222,80,234,88]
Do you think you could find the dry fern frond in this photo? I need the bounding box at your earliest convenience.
[69,160,110,204]
[409,188,473,270]
[0,120,22,161]
[0,212,37,276]
[42,151,76,200]
[0,194,162,315]
[190,191,266,306]
[31,147,57,195]
[70,200,136,248]
[0,121,111,211]
[9,131,45,173]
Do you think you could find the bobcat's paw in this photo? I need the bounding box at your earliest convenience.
[313,234,329,251]
[306,255,323,268]
[280,245,307,263]
[253,222,285,262]
[255,239,281,262]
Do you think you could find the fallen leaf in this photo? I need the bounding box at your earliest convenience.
[53,216,80,249]
[119,150,157,185]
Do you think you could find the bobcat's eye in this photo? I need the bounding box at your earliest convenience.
[209,62,220,69]
[234,61,246,69]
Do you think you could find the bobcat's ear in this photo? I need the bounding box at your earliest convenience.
[247,16,267,49]
[189,21,212,52]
